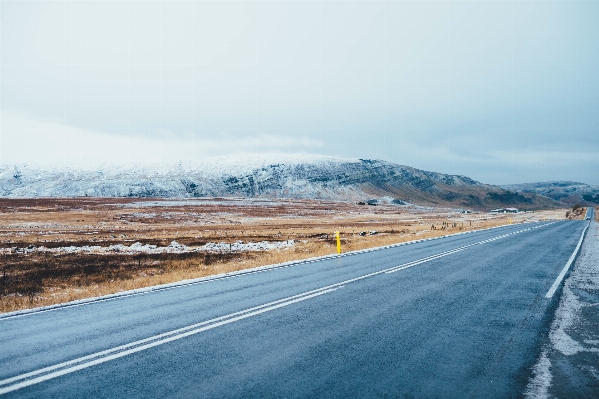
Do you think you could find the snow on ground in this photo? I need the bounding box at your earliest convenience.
[172,154,359,177]
[117,199,294,208]
[0,154,489,204]
[2,154,356,183]
[525,217,599,398]
[1,154,377,200]
[202,240,295,252]
[3,239,295,255]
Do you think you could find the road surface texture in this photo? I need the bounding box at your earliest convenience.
[0,219,590,398]
[526,208,599,398]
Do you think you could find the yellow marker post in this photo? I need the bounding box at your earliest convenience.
[335,231,341,254]
[509,218,512,225]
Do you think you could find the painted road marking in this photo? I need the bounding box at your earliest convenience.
[387,223,554,274]
[0,222,558,394]
[545,221,590,298]
[0,222,546,321]
[0,287,340,395]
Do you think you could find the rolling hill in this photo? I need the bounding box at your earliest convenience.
[501,181,599,206]
[0,155,559,210]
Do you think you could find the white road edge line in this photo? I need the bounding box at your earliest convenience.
[0,222,558,394]
[386,223,557,274]
[545,221,590,299]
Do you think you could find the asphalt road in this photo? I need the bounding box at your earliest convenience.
[0,219,589,398]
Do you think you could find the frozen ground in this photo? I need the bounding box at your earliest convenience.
[526,218,599,398]
[2,240,295,255]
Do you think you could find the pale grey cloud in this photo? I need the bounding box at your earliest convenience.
[1,110,323,167]
[1,1,598,184]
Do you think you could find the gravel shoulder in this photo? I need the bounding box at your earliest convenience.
[526,217,599,398]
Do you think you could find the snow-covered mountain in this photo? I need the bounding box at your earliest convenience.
[0,155,557,209]
[501,181,599,206]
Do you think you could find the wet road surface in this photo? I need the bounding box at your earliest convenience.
[0,220,589,398]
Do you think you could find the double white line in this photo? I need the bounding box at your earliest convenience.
[386,244,474,274]
[0,286,339,395]
[386,223,553,274]
[0,222,553,395]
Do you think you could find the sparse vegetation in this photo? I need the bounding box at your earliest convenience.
[567,204,586,219]
[0,198,567,313]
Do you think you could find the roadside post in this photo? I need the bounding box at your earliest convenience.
[335,231,341,254]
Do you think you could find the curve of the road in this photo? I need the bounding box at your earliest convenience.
[0,218,590,398]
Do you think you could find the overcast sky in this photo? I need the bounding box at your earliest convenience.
[1,1,598,185]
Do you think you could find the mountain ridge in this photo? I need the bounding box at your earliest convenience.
[501,181,599,206]
[0,155,559,210]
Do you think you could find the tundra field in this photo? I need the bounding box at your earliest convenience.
[0,198,574,313]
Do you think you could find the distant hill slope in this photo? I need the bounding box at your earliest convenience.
[0,155,558,210]
[501,181,599,206]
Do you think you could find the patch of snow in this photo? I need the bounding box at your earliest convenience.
[10,239,295,255]
[549,285,586,356]
[525,220,599,395]
[168,240,185,251]
[201,240,294,252]
[524,351,552,399]
[129,212,157,218]
[130,242,157,250]
[57,245,102,253]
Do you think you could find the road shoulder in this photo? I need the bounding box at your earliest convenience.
[526,219,599,398]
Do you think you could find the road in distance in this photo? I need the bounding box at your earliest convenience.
[0,220,589,398]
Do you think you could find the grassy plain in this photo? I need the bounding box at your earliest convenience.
[0,198,567,313]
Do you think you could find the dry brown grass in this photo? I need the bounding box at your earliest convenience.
[566,205,587,220]
[0,198,566,314]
